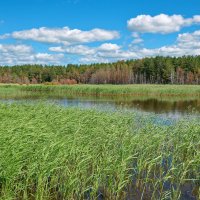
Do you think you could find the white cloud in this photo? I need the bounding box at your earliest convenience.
[1,29,200,65]
[49,43,121,56]
[79,56,109,64]
[97,50,138,59]
[0,44,32,54]
[49,30,200,63]
[131,32,140,38]
[132,38,143,44]
[0,23,200,65]
[135,30,200,57]
[79,30,200,63]
[98,43,121,51]
[0,34,10,39]
[137,46,184,57]
[130,32,143,44]
[193,15,200,23]
[0,44,64,65]
[177,30,200,49]
[49,45,96,55]
[50,42,137,62]
[127,14,200,34]
[0,27,120,45]
[34,53,64,63]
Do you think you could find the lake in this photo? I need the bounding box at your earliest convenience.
[0,90,199,118]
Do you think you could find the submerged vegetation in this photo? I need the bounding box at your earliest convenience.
[0,103,199,200]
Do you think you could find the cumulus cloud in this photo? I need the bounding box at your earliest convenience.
[97,50,138,59]
[98,43,121,51]
[130,32,144,44]
[127,14,200,34]
[133,30,200,57]
[0,44,32,54]
[177,30,200,49]
[132,38,143,44]
[0,44,64,65]
[79,56,109,64]
[0,34,10,39]
[50,42,137,63]
[49,45,96,55]
[73,30,200,63]
[0,27,120,45]
[34,53,64,63]
[2,28,199,65]
[49,43,121,56]
[0,20,200,65]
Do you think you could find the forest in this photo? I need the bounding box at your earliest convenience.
[0,56,200,85]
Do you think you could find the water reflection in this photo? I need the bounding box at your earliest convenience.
[0,91,199,117]
[115,99,200,114]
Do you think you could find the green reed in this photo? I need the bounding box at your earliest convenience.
[1,84,200,97]
[0,103,199,200]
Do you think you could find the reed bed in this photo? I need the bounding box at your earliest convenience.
[0,103,199,200]
[1,84,200,97]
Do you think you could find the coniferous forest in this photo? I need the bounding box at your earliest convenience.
[0,56,200,84]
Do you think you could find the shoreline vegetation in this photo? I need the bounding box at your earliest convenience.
[0,103,199,200]
[0,84,200,97]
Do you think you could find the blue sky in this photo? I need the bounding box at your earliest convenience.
[0,0,200,65]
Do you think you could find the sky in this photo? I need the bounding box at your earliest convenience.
[0,0,200,65]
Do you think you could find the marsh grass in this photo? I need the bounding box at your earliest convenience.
[0,103,199,199]
[1,84,200,97]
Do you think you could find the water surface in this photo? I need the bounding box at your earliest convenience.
[0,90,199,118]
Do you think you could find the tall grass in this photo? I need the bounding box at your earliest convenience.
[0,103,199,199]
[1,84,200,97]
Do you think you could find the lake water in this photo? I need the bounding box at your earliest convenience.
[0,91,199,119]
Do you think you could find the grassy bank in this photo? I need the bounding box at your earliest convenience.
[0,103,199,199]
[1,84,200,97]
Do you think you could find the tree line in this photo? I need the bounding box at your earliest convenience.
[0,56,200,84]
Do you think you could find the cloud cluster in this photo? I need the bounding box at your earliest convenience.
[1,27,120,45]
[50,43,138,63]
[177,30,200,49]
[131,32,143,44]
[51,30,200,63]
[138,30,200,57]
[127,14,200,34]
[49,43,136,62]
[0,44,32,54]
[49,45,96,55]
[0,13,200,65]
[0,44,64,65]
[49,43,121,55]
[1,28,200,65]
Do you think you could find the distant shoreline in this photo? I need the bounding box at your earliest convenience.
[1,84,199,97]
